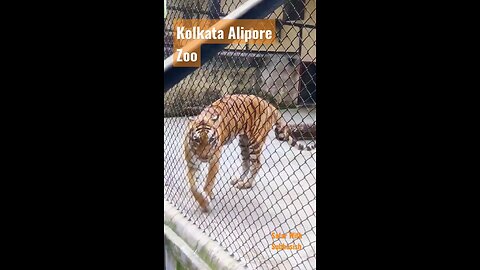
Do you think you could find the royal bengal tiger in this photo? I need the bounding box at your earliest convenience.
[184,94,316,212]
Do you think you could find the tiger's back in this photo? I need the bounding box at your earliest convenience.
[203,94,280,145]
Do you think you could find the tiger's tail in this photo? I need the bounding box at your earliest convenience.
[286,134,316,151]
[275,120,316,151]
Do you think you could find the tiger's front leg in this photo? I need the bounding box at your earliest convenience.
[204,150,221,204]
[185,150,211,212]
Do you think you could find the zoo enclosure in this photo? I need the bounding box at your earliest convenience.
[164,0,316,269]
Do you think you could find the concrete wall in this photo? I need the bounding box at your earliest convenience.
[164,52,300,117]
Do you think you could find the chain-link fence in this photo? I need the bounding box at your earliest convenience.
[164,0,316,269]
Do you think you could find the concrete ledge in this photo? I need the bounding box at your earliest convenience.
[164,200,248,270]
[165,225,212,270]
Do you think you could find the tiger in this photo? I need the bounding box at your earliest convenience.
[184,94,316,212]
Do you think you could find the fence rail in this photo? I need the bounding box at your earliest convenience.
[164,0,316,269]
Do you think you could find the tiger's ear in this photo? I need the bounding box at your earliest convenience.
[188,116,196,122]
[211,114,219,122]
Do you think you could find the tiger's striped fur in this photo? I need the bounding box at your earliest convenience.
[184,94,315,212]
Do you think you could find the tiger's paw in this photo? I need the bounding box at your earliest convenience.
[200,204,211,213]
[234,180,254,189]
[199,191,211,212]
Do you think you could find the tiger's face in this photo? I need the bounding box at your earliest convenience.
[188,114,220,160]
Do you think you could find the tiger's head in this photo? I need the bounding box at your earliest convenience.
[187,113,220,160]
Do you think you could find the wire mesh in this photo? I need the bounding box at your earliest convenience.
[164,0,316,269]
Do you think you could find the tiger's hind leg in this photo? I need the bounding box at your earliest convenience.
[235,135,267,189]
[230,135,250,186]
